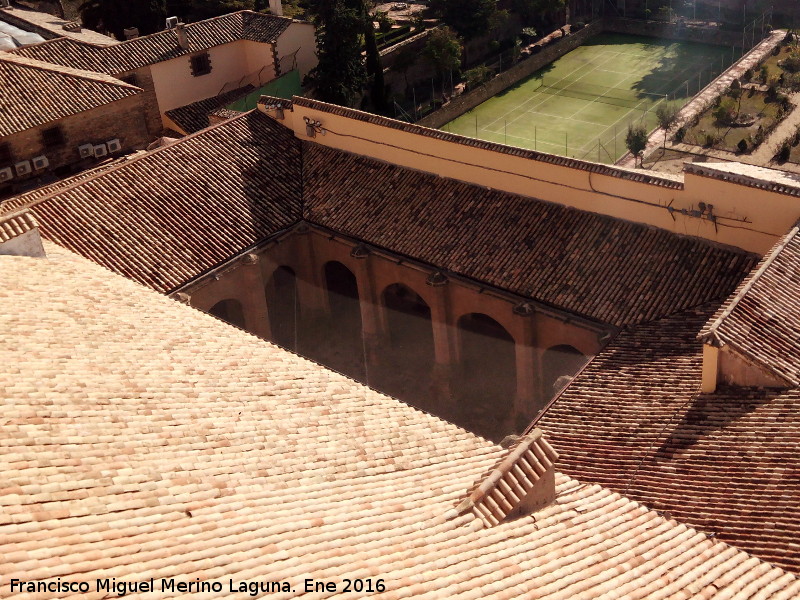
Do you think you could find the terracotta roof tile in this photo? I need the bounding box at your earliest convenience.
[10,11,292,74]
[1,111,302,293]
[303,143,757,327]
[0,245,797,598]
[165,86,252,134]
[0,209,38,243]
[0,52,140,135]
[701,221,800,386]
[536,304,800,573]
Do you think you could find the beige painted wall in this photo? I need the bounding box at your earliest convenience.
[275,22,317,78]
[272,102,800,255]
[150,41,276,121]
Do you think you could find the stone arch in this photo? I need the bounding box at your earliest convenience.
[373,283,435,403]
[266,266,298,350]
[209,298,245,329]
[541,344,588,398]
[454,313,517,441]
[320,261,363,379]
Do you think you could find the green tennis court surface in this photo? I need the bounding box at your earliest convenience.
[442,33,737,163]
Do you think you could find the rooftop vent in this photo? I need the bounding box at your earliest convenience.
[457,428,558,527]
[166,16,179,29]
[175,21,188,49]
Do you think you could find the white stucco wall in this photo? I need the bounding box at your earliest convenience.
[275,22,317,78]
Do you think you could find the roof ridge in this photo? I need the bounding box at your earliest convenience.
[0,51,139,89]
[702,221,800,343]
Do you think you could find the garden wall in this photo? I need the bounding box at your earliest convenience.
[417,20,602,129]
[603,18,756,47]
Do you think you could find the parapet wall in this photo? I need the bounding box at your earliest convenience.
[417,21,603,129]
[264,97,800,255]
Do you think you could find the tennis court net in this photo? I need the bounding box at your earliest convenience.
[536,77,665,110]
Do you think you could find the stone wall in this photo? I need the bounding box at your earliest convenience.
[417,20,602,129]
[603,17,756,46]
[1,94,151,189]
[116,67,164,138]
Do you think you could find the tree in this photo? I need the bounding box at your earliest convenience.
[423,26,462,80]
[625,124,648,167]
[304,0,367,107]
[712,97,737,125]
[510,0,565,27]
[428,0,496,40]
[79,0,166,39]
[363,7,388,113]
[655,102,679,149]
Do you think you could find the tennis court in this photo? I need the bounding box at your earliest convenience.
[442,33,738,163]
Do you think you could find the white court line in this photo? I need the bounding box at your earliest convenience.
[480,50,619,130]
[501,51,621,131]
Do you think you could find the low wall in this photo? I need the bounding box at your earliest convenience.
[604,18,758,47]
[417,20,602,129]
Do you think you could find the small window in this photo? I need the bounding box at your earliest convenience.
[41,126,65,149]
[189,52,212,77]
[119,73,138,86]
[0,143,12,165]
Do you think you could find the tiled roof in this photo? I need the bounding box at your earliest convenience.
[701,221,800,386]
[1,111,302,293]
[0,209,38,243]
[303,143,757,327]
[2,245,799,599]
[11,11,292,74]
[292,97,685,188]
[685,162,800,199]
[165,85,253,134]
[536,304,800,573]
[0,52,139,135]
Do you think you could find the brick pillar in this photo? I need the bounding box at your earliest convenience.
[238,253,272,340]
[349,248,383,368]
[427,273,455,411]
[513,303,539,432]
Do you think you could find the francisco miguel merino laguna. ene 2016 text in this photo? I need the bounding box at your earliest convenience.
[9,577,387,596]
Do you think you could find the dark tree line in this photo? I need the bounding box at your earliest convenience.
[79,0,270,40]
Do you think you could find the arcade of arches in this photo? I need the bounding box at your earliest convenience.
[183,227,607,441]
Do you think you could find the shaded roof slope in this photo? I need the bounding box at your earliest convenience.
[165,85,252,134]
[303,143,757,327]
[11,11,292,74]
[1,245,798,599]
[536,304,800,573]
[0,52,139,135]
[1,111,302,292]
[701,221,800,386]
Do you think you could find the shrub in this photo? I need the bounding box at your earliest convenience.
[375,11,393,33]
[777,141,791,161]
[625,124,648,165]
[773,44,781,56]
[674,126,686,142]
[737,138,748,153]
[760,64,769,81]
[713,97,737,124]
[464,65,493,89]
[705,133,716,147]
[743,68,753,81]
[780,50,800,73]
[731,78,741,90]
[573,21,585,30]
[784,31,794,44]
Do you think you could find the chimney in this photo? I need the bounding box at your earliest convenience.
[456,428,558,527]
[269,0,283,17]
[175,22,188,50]
[0,210,46,258]
[123,27,139,39]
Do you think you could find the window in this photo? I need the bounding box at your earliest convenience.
[189,52,212,77]
[0,143,11,165]
[41,126,65,149]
